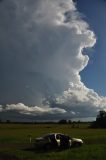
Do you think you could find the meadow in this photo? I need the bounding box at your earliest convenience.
[0,123,106,160]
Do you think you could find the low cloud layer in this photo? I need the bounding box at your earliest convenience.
[1,103,66,115]
[0,0,106,120]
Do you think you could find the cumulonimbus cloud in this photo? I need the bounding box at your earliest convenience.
[0,0,106,120]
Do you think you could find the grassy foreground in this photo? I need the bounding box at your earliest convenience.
[0,123,106,160]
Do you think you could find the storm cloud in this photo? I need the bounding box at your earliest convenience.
[0,0,106,121]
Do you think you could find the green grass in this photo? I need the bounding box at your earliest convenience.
[0,123,106,160]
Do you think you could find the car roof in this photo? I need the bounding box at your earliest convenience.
[43,133,68,137]
[44,133,63,136]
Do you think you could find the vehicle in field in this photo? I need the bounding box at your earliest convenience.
[34,133,83,150]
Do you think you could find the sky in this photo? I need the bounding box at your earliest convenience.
[0,0,106,121]
[76,0,106,96]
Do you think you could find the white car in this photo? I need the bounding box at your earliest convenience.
[34,133,83,150]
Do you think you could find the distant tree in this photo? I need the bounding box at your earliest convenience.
[97,110,106,120]
[58,119,67,124]
[91,110,106,128]
[68,120,72,124]
[6,119,11,123]
[96,110,106,128]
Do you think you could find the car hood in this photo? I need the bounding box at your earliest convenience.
[72,138,83,143]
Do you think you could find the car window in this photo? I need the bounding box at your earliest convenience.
[44,134,55,139]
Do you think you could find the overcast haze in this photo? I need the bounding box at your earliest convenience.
[0,0,106,121]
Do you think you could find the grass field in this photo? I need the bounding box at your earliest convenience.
[0,123,106,160]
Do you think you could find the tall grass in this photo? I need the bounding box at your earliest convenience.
[0,123,106,160]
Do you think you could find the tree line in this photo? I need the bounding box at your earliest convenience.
[91,110,106,128]
[0,110,106,128]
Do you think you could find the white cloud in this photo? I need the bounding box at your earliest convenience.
[56,83,106,117]
[0,103,66,116]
